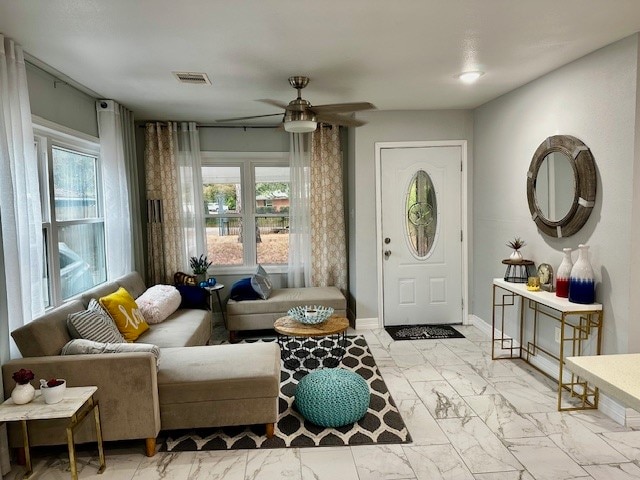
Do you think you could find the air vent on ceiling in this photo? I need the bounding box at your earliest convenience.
[172,71,211,85]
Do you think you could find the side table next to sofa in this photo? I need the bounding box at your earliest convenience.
[0,386,105,480]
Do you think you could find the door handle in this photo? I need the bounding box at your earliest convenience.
[384,250,391,259]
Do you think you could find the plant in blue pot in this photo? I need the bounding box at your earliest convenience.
[189,254,212,285]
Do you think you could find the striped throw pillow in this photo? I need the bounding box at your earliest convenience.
[67,305,126,344]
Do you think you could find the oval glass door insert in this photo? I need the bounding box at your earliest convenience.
[406,169,437,258]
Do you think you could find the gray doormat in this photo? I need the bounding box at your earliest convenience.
[161,335,411,451]
[385,324,465,341]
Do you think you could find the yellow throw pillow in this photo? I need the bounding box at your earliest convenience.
[99,287,149,342]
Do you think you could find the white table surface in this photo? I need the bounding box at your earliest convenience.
[565,354,640,412]
[493,278,602,312]
[0,386,97,422]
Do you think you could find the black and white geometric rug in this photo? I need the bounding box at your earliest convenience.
[385,324,465,341]
[161,335,411,451]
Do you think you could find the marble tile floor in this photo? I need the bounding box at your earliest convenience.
[5,324,640,480]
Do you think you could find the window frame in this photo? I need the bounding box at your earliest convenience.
[201,151,289,275]
[33,118,104,309]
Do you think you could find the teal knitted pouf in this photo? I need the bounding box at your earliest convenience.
[294,368,370,427]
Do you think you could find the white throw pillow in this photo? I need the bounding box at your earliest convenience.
[251,264,273,300]
[61,339,161,365]
[135,284,181,324]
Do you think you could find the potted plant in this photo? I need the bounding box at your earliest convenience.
[39,378,67,404]
[11,368,35,405]
[189,254,212,284]
[506,237,526,261]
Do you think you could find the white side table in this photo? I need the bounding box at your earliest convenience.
[0,386,105,480]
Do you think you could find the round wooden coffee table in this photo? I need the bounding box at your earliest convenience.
[274,316,349,372]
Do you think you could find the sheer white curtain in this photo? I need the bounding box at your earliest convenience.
[174,122,205,269]
[0,34,44,474]
[96,100,133,279]
[287,132,312,287]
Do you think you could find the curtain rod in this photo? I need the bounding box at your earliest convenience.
[136,123,279,130]
[24,57,102,100]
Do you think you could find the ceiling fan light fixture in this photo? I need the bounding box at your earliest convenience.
[284,120,317,133]
[457,71,484,84]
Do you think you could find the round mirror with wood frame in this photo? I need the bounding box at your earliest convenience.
[526,135,596,238]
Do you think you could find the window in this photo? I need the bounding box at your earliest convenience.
[201,152,289,269]
[35,124,106,307]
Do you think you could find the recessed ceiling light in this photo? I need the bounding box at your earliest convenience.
[457,71,484,84]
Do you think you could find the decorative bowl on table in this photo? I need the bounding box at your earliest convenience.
[287,305,334,325]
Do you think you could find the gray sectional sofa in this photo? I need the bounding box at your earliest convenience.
[1,272,280,456]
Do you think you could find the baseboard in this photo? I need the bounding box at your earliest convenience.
[356,318,380,330]
[624,408,640,429]
[472,314,627,426]
[471,314,493,337]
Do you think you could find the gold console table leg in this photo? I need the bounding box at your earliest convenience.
[93,400,106,474]
[20,420,31,480]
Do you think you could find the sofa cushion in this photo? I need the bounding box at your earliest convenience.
[67,303,126,344]
[136,285,181,324]
[79,281,119,309]
[251,265,272,300]
[158,343,280,404]
[11,301,82,357]
[116,272,147,299]
[100,287,149,342]
[227,286,346,316]
[135,309,210,348]
[175,285,209,310]
[61,339,161,365]
[230,277,262,301]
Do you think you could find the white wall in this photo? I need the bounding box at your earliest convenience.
[199,127,288,152]
[473,34,640,355]
[26,63,98,137]
[350,110,474,321]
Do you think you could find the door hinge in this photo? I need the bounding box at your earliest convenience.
[461,298,464,310]
[460,230,463,242]
[460,160,463,172]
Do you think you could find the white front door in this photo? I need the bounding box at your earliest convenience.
[380,145,463,326]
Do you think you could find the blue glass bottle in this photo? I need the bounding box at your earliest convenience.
[568,244,595,304]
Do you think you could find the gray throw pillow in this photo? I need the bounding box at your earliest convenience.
[67,304,125,344]
[61,339,161,365]
[251,264,272,300]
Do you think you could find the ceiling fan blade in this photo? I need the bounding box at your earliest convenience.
[257,99,306,112]
[311,102,376,114]
[315,113,367,127]
[216,113,283,122]
[256,99,289,109]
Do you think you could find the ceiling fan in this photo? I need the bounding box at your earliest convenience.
[216,76,376,132]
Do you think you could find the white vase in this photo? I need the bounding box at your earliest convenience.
[556,248,573,298]
[11,382,35,405]
[569,244,596,304]
[509,250,523,261]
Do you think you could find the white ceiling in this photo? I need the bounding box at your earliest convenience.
[1,0,640,124]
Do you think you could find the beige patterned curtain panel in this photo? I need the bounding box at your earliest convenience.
[310,126,347,294]
[144,123,185,285]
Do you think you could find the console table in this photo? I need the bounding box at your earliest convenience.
[492,278,603,411]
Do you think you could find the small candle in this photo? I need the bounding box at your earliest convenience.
[305,309,317,318]
[527,276,540,289]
